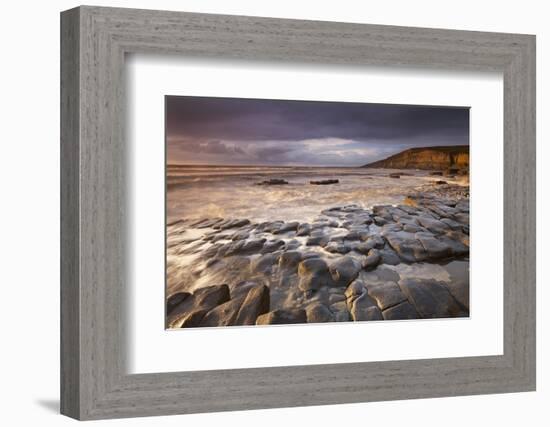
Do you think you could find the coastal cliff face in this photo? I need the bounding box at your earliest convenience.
[363,146,469,170]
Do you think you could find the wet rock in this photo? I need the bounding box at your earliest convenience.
[260,239,285,254]
[306,231,330,246]
[415,232,454,260]
[224,238,266,256]
[296,223,312,236]
[310,179,339,185]
[403,223,423,233]
[177,308,210,328]
[329,257,362,287]
[389,173,401,178]
[166,292,190,315]
[306,303,335,323]
[345,279,366,299]
[453,212,469,225]
[194,218,224,228]
[398,278,466,318]
[382,301,419,320]
[273,221,300,234]
[234,285,271,325]
[256,179,288,186]
[168,285,230,328]
[383,231,427,262]
[368,282,407,310]
[230,230,250,241]
[349,293,383,321]
[324,241,351,254]
[329,293,346,304]
[442,260,470,309]
[230,281,259,299]
[330,301,351,321]
[378,248,401,265]
[298,258,334,291]
[284,239,302,251]
[416,216,450,234]
[200,296,246,327]
[219,219,251,230]
[278,251,304,269]
[250,253,278,275]
[380,223,403,234]
[362,249,381,270]
[438,234,469,256]
[440,218,463,231]
[430,171,444,176]
[256,309,307,325]
[373,216,388,226]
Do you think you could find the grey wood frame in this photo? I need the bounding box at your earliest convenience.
[60,5,536,420]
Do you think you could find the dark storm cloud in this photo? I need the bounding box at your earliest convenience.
[166,96,469,166]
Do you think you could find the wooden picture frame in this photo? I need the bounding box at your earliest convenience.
[60,5,536,420]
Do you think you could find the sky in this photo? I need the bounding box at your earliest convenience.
[166,96,469,167]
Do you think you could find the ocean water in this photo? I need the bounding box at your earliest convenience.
[166,165,464,223]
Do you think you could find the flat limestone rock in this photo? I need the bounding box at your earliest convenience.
[382,301,419,320]
[442,260,470,310]
[398,278,466,318]
[383,231,427,262]
[416,216,451,234]
[256,309,307,325]
[368,282,407,311]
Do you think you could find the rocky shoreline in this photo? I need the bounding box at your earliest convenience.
[166,182,470,328]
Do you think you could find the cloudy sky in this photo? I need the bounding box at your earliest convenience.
[166,96,469,167]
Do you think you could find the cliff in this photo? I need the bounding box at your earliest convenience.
[362,145,469,170]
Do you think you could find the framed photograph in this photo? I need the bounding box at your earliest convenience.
[61,6,536,420]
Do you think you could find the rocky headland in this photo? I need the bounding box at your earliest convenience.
[166,181,470,329]
[363,145,469,172]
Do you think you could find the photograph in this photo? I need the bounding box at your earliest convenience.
[165,96,470,329]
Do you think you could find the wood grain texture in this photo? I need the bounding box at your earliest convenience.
[60,6,536,420]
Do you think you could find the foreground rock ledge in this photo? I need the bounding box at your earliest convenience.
[166,183,470,328]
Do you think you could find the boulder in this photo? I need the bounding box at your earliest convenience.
[310,179,339,185]
[177,308,209,328]
[278,250,304,269]
[296,223,311,236]
[260,239,285,254]
[250,253,278,275]
[256,179,288,186]
[256,309,307,325]
[362,249,381,270]
[273,221,300,234]
[166,292,190,315]
[298,258,334,291]
[234,285,271,325]
[306,303,335,323]
[168,284,230,328]
[200,296,246,327]
[349,293,383,321]
[378,248,401,265]
[329,257,362,287]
